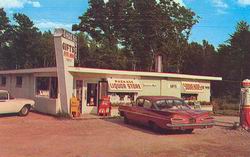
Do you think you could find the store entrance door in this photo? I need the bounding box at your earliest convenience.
[76,80,83,113]
[87,83,98,106]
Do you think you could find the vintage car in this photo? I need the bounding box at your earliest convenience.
[0,90,35,116]
[118,96,214,133]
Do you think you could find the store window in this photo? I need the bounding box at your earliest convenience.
[50,77,58,99]
[87,83,98,106]
[36,77,58,98]
[16,76,22,88]
[181,93,198,103]
[0,76,6,86]
[36,77,50,97]
[99,81,108,100]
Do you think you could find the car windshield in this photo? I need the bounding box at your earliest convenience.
[154,99,191,110]
[0,92,8,101]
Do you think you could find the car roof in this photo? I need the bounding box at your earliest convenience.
[137,96,182,102]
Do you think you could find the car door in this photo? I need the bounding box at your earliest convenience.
[0,92,13,114]
[127,98,145,123]
[139,99,153,124]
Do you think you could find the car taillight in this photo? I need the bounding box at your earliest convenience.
[189,118,196,123]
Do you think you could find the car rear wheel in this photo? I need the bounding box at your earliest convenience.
[19,105,30,116]
[124,116,130,124]
[183,129,194,134]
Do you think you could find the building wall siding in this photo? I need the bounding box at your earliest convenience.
[163,80,181,97]
[0,73,60,115]
[139,78,161,96]
[0,72,214,115]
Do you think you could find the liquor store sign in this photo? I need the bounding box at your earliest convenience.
[107,78,142,92]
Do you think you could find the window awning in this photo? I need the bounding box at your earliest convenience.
[107,78,142,93]
[182,81,204,93]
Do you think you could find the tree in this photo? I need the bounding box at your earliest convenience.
[40,31,56,67]
[0,8,13,70]
[11,13,43,69]
[216,21,250,98]
[182,40,216,75]
[73,0,198,71]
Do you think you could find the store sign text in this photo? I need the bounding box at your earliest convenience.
[182,82,208,93]
[108,79,142,91]
[63,42,76,60]
[183,83,203,91]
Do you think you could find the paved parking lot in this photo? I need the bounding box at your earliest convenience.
[0,112,250,157]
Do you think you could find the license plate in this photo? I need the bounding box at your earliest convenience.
[189,118,196,123]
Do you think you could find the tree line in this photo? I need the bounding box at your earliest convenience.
[1,0,250,99]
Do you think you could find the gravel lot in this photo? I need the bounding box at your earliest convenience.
[0,112,250,157]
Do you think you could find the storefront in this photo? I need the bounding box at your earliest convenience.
[0,28,222,115]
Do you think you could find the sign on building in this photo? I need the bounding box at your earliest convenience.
[54,28,78,64]
[107,78,142,92]
[181,81,204,93]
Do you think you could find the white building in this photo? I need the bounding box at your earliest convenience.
[0,29,222,115]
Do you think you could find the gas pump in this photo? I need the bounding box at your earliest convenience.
[240,79,250,130]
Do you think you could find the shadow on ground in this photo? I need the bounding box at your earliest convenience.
[0,113,18,118]
[103,117,195,135]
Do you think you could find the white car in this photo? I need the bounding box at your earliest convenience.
[0,90,35,116]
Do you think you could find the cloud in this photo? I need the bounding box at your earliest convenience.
[0,0,41,9]
[35,19,73,30]
[27,1,41,8]
[237,0,250,6]
[211,0,229,14]
[104,0,185,6]
[212,0,228,8]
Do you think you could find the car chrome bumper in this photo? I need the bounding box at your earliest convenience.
[166,122,215,127]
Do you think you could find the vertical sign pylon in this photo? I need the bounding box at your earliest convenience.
[54,28,77,114]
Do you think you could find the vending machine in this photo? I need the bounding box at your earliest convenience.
[240,79,250,130]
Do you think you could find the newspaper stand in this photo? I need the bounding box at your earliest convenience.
[70,96,80,117]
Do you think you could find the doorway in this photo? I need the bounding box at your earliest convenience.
[87,83,98,106]
[76,80,83,113]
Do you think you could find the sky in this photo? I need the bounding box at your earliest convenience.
[1,0,250,47]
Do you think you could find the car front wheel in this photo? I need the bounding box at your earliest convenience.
[19,105,30,116]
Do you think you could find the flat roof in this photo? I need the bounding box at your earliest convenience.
[0,67,222,81]
[0,67,57,74]
[68,67,222,81]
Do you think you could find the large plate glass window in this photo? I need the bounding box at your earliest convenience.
[36,77,58,99]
